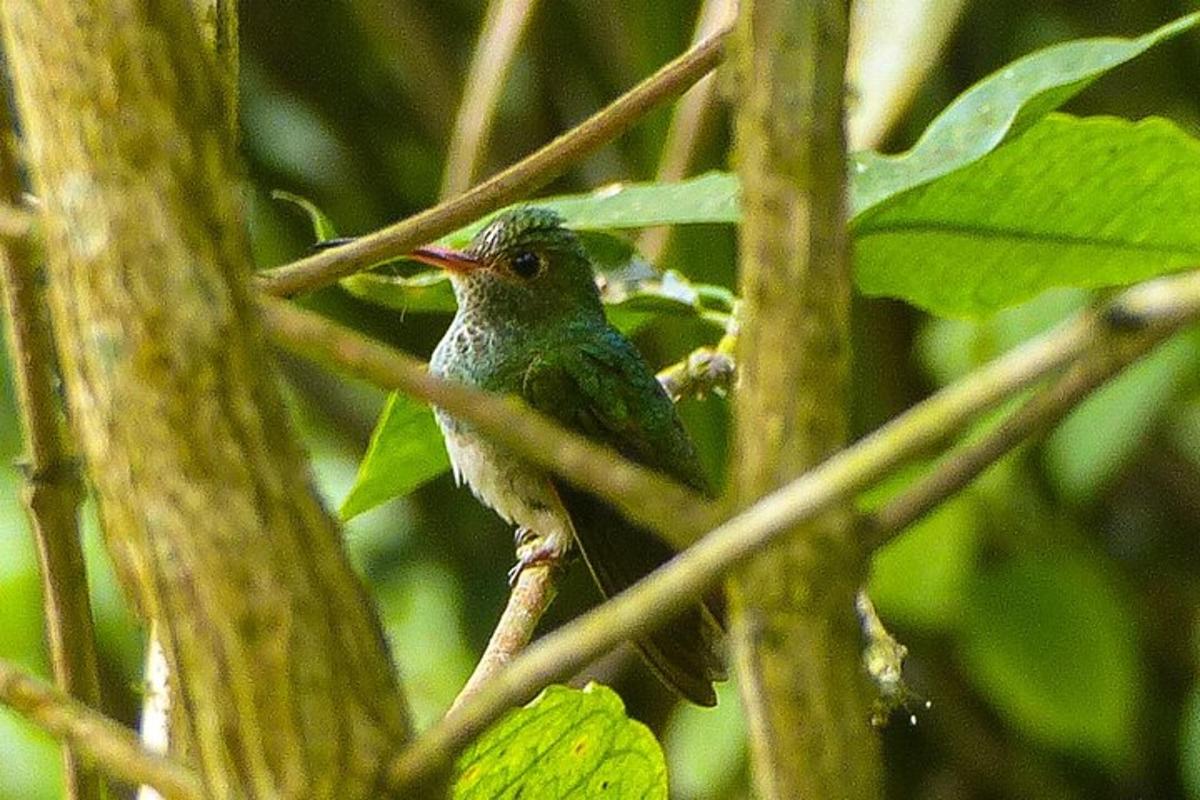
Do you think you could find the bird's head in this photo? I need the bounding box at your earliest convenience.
[410,207,603,324]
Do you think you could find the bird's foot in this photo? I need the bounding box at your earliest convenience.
[508,529,570,586]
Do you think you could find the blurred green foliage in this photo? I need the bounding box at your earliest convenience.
[2,1,1200,798]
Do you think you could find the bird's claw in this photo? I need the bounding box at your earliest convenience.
[508,531,569,586]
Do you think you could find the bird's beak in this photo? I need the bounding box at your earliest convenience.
[409,244,481,273]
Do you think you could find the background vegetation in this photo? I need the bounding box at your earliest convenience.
[2,0,1199,797]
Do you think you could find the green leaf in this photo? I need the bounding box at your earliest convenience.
[1044,331,1200,502]
[958,553,1140,766]
[443,173,741,247]
[340,268,458,314]
[848,13,1199,216]
[442,13,1197,238]
[854,114,1200,317]
[271,189,340,242]
[339,392,450,520]
[453,684,667,800]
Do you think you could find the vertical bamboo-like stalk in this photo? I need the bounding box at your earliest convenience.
[0,0,411,796]
[0,71,105,800]
[726,0,882,797]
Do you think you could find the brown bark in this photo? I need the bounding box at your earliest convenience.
[0,1,411,797]
[726,0,882,797]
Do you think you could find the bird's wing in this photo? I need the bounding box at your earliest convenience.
[522,327,725,705]
[521,328,711,494]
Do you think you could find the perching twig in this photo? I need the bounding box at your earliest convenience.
[254,23,732,298]
[0,74,105,800]
[0,658,203,800]
[380,269,1200,793]
[451,564,559,710]
[440,0,542,198]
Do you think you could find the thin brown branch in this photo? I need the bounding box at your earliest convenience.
[440,0,541,199]
[254,22,733,298]
[0,71,104,800]
[0,659,203,800]
[259,295,715,545]
[451,565,558,711]
[380,270,1200,792]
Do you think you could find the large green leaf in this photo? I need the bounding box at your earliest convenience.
[443,172,740,246]
[958,553,1140,766]
[339,392,450,520]
[453,684,667,800]
[848,12,1199,216]
[442,14,1198,236]
[854,114,1200,317]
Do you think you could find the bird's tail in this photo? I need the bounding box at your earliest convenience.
[555,483,726,706]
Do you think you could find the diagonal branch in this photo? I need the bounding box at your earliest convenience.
[254,22,732,298]
[0,68,105,800]
[379,269,1200,792]
[862,309,1181,548]
[0,658,203,800]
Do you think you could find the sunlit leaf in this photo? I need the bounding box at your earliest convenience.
[453,684,667,800]
[442,173,740,246]
[855,115,1200,317]
[848,13,1199,216]
[339,392,450,520]
[958,553,1140,766]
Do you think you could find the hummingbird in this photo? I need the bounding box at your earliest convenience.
[410,207,726,706]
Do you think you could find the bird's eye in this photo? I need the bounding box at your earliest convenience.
[510,250,542,279]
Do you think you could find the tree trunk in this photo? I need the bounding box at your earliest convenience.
[0,1,411,797]
[727,1,882,797]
